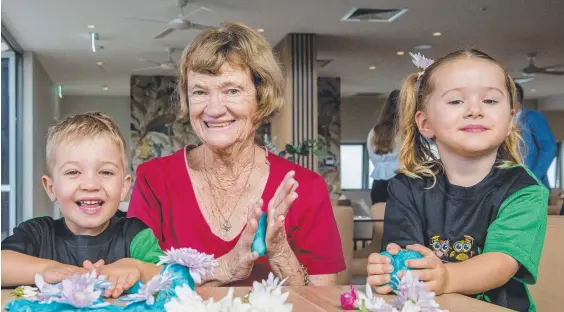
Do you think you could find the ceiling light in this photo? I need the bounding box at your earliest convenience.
[396,51,405,56]
[369,66,376,70]
[56,85,63,99]
[90,32,99,52]
[433,32,442,37]
[257,28,264,33]
[530,88,536,93]
[87,25,96,29]
[96,61,103,66]
[102,86,109,91]
[414,44,432,50]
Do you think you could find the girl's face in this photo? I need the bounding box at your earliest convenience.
[415,58,514,159]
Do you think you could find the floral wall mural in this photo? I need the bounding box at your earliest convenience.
[130,75,200,174]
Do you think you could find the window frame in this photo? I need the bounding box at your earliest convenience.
[340,142,371,191]
[1,27,23,238]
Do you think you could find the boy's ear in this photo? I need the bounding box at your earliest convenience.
[42,175,57,202]
[120,174,132,202]
[415,110,435,139]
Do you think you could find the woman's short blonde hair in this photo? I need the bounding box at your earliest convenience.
[177,21,284,123]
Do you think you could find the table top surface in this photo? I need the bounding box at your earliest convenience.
[2,286,511,311]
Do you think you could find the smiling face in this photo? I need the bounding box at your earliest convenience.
[415,57,514,158]
[42,135,131,235]
[187,63,259,151]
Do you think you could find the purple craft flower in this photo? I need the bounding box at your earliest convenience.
[158,247,218,284]
[392,271,446,312]
[120,272,175,305]
[409,52,434,71]
[56,272,108,308]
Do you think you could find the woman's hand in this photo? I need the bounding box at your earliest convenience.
[220,200,263,282]
[265,170,298,256]
[403,244,449,295]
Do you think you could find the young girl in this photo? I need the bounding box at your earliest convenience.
[366,49,548,312]
[367,90,401,204]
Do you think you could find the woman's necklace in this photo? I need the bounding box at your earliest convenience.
[202,147,256,238]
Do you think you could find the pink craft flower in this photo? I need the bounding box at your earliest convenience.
[340,284,357,310]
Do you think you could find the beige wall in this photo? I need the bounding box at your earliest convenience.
[540,110,564,141]
[341,96,385,142]
[22,52,58,220]
[59,95,131,161]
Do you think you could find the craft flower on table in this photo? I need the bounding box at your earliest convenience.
[158,247,219,284]
[165,272,292,312]
[119,272,175,306]
[58,273,110,308]
[340,272,447,312]
[11,285,38,299]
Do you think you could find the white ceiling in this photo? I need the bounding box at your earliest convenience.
[2,0,564,99]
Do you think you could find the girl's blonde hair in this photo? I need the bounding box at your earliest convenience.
[398,49,522,181]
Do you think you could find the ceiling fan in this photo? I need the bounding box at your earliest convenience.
[126,0,214,39]
[133,47,179,72]
[521,52,564,76]
[513,52,564,84]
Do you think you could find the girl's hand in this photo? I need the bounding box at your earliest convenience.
[366,243,401,294]
[403,244,449,295]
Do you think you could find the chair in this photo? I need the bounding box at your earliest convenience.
[349,203,386,276]
[332,205,354,285]
[528,216,564,311]
[548,189,563,215]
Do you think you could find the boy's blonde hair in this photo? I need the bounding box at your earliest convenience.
[46,112,127,172]
[177,21,285,123]
[398,49,523,182]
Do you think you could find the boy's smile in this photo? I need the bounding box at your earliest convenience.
[42,135,131,236]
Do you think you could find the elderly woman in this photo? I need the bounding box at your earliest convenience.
[127,22,345,286]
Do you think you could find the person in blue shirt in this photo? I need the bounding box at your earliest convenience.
[514,83,557,189]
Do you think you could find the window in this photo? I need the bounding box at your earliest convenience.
[1,34,20,239]
[340,143,370,190]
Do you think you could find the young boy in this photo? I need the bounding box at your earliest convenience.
[1,112,163,298]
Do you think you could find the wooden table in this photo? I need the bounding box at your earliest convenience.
[2,286,511,311]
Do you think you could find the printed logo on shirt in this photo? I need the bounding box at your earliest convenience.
[429,234,479,263]
[449,235,476,262]
[430,235,451,262]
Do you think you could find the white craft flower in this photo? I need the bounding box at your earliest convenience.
[164,285,206,312]
[253,272,287,294]
[158,247,219,284]
[165,285,252,312]
[355,283,395,311]
[248,280,292,312]
[12,285,38,299]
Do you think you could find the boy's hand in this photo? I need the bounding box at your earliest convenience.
[95,258,141,298]
[366,243,401,294]
[41,262,88,284]
[403,244,449,295]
